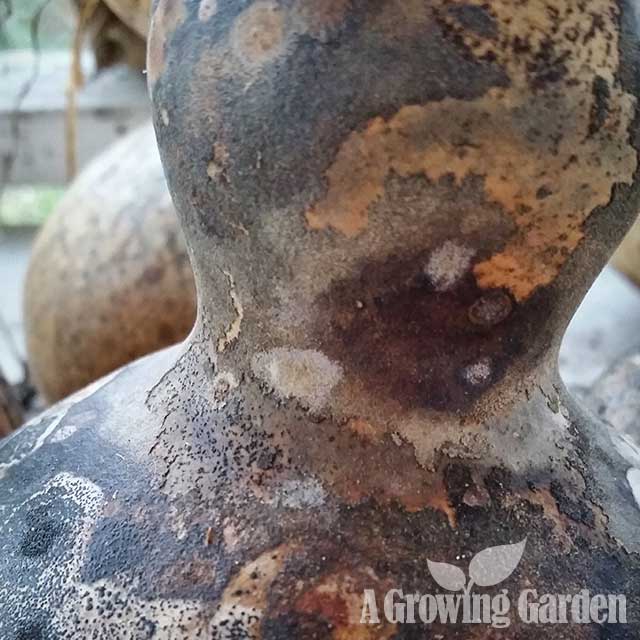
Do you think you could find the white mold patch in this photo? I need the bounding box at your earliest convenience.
[252,348,343,410]
[49,424,79,444]
[199,0,218,21]
[461,356,493,386]
[212,371,239,408]
[425,240,476,291]
[274,478,326,509]
[0,473,107,634]
[3,474,210,638]
[627,468,640,511]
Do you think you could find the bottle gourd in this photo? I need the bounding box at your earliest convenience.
[1,1,640,638]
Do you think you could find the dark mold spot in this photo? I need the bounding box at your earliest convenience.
[15,620,46,640]
[525,38,569,89]
[20,505,65,558]
[589,75,611,136]
[83,518,147,581]
[262,612,333,639]
[536,185,553,200]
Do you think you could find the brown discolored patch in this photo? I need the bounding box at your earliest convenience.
[315,255,528,413]
[210,545,292,636]
[347,417,381,442]
[295,571,396,639]
[223,546,289,609]
[147,0,187,88]
[507,487,573,552]
[231,1,286,67]
[306,417,458,525]
[306,0,637,301]
[423,474,458,529]
[206,142,230,183]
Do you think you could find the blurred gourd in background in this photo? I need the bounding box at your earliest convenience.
[73,0,150,70]
[23,123,196,403]
[0,368,22,437]
[102,0,151,38]
[612,215,640,288]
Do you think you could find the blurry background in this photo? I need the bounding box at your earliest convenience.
[1,1,74,394]
[0,0,154,426]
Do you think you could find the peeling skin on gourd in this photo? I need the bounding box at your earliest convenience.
[306,0,637,302]
[217,270,244,352]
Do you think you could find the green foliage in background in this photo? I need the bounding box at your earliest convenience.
[0,0,73,50]
[0,0,72,226]
[0,188,63,227]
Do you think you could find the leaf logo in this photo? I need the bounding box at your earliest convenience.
[426,561,467,592]
[428,539,526,594]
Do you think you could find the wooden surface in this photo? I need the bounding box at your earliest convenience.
[0,50,150,186]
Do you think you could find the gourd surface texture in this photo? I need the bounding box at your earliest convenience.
[2,1,640,638]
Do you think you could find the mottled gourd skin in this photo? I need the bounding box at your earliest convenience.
[3,1,640,638]
[24,124,197,403]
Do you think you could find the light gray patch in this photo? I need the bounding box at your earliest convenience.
[627,468,640,511]
[425,240,476,291]
[610,431,640,467]
[251,348,343,410]
[50,425,79,444]
[461,357,493,386]
[273,477,327,509]
[199,0,218,22]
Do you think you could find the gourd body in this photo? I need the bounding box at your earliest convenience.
[2,1,640,638]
